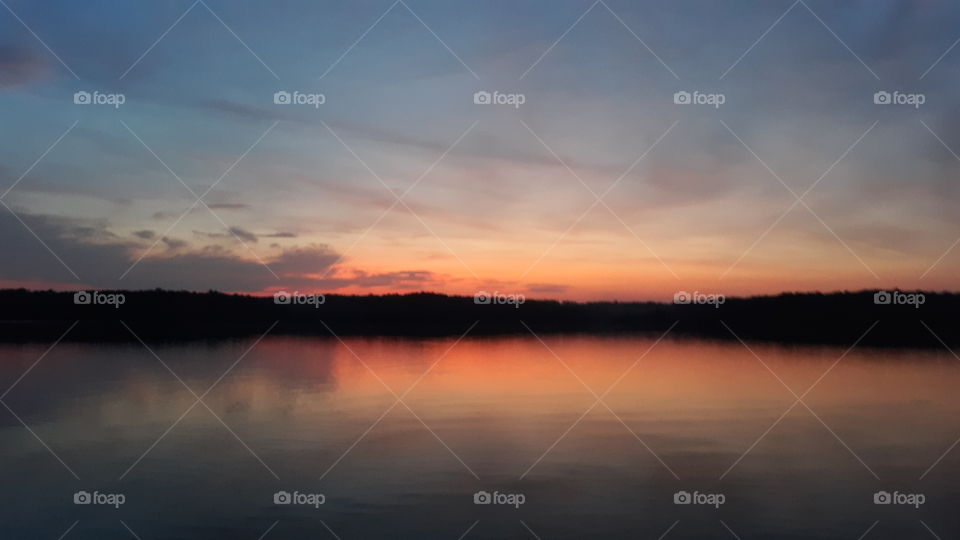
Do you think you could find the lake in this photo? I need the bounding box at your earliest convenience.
[1,332,958,539]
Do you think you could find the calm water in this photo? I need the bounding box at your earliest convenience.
[1,333,958,539]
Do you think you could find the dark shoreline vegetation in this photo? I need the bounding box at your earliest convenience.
[0,289,956,349]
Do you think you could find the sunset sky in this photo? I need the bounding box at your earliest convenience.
[2,0,960,301]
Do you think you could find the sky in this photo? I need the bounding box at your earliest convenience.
[1,0,960,301]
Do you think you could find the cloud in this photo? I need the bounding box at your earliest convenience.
[526,283,568,294]
[197,99,623,177]
[0,46,49,87]
[268,244,339,277]
[333,269,437,289]
[228,226,257,243]
[152,211,176,221]
[193,226,262,243]
[133,230,155,240]
[161,237,188,250]
[207,203,250,210]
[199,99,290,124]
[0,210,437,293]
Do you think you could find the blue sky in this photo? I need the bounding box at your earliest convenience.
[2,0,960,299]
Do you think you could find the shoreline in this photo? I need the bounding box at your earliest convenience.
[0,289,954,348]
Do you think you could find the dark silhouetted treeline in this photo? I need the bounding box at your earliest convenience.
[0,289,956,348]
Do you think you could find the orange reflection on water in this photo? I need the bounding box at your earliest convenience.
[5,335,959,483]
[235,336,960,449]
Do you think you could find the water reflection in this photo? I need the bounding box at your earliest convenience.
[0,335,958,538]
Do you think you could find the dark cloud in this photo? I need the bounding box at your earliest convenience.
[269,244,339,277]
[133,230,155,240]
[0,210,435,293]
[0,211,132,284]
[200,99,291,124]
[207,203,250,210]
[228,226,257,243]
[0,46,48,87]
[161,237,188,250]
[526,283,568,294]
[193,227,260,243]
[337,270,437,289]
